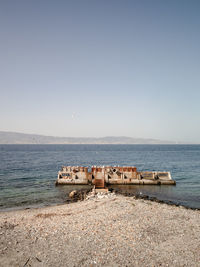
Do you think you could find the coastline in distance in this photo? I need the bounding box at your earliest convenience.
[0,131,180,145]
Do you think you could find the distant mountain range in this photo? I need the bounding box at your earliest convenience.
[0,131,179,144]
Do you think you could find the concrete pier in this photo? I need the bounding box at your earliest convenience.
[55,166,176,186]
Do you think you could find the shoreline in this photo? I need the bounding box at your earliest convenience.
[1,189,200,213]
[0,193,200,266]
[114,190,200,211]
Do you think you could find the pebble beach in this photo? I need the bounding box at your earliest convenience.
[0,193,200,267]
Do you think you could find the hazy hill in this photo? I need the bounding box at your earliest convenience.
[0,131,177,144]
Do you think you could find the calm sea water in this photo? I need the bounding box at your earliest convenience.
[0,144,200,210]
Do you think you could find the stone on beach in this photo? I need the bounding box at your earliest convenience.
[0,194,199,267]
[69,190,77,198]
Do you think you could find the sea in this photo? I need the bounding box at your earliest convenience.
[0,144,200,211]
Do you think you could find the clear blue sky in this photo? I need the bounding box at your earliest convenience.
[0,0,200,142]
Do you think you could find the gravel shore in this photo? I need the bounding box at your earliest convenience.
[0,193,200,267]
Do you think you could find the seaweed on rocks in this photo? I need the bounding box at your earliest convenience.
[113,188,199,210]
[66,187,199,211]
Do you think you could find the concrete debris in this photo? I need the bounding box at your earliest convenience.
[56,166,176,186]
[86,190,116,201]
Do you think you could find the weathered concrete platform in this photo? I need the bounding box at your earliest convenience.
[55,166,176,186]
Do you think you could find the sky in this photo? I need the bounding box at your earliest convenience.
[0,0,200,143]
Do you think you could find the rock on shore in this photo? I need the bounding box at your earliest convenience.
[0,194,200,267]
